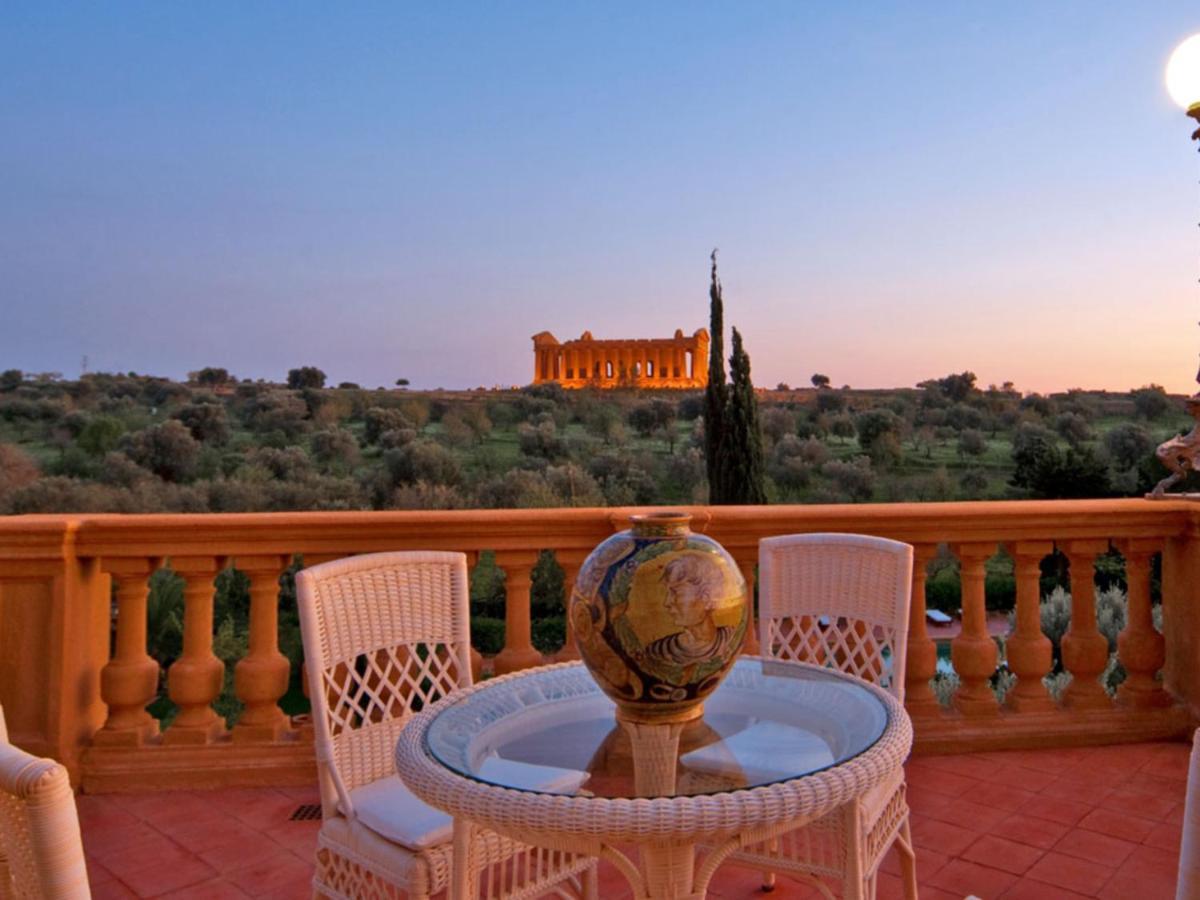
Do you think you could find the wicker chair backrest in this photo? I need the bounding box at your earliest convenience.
[297,551,472,815]
[759,533,913,700]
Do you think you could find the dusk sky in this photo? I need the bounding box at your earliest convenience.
[3,4,1200,394]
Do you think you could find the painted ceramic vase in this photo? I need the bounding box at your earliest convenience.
[570,512,748,723]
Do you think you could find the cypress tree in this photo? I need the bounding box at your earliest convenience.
[704,250,729,502]
[726,327,767,504]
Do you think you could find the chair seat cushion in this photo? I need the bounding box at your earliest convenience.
[345,777,454,850]
[680,721,836,784]
[346,760,588,850]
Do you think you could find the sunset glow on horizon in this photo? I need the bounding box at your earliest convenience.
[3,5,1200,395]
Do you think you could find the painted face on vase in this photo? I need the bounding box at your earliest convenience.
[645,554,734,667]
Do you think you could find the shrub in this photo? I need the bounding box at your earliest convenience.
[121,420,201,482]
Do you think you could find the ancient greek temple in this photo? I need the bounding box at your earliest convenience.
[531,328,709,389]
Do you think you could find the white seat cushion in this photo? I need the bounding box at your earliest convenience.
[680,721,835,784]
[344,777,454,850]
[475,757,590,794]
[345,760,589,850]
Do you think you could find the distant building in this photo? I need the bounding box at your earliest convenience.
[531,328,709,389]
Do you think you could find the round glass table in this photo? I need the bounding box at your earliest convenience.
[395,658,912,899]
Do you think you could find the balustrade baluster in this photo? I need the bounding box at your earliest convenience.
[904,545,939,714]
[1061,540,1112,709]
[164,557,227,743]
[1005,541,1055,712]
[1116,539,1169,708]
[233,555,292,742]
[552,551,586,662]
[465,551,484,681]
[735,556,761,655]
[95,559,161,745]
[493,551,543,674]
[950,544,999,715]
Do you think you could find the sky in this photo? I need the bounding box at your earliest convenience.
[2,3,1200,394]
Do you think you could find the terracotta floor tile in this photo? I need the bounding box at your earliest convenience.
[92,833,192,876]
[928,858,1018,898]
[1114,844,1180,880]
[223,849,313,897]
[120,856,218,898]
[1052,765,1133,793]
[1143,820,1183,850]
[1024,851,1114,895]
[1037,777,1110,804]
[224,791,300,831]
[1104,787,1183,821]
[1140,748,1191,781]
[903,764,981,798]
[967,780,1038,812]
[706,865,822,899]
[82,821,164,861]
[262,819,321,857]
[999,878,1093,900]
[197,827,294,872]
[933,753,999,781]
[880,844,947,881]
[157,879,250,899]
[987,764,1057,792]
[92,881,139,900]
[153,814,263,854]
[922,797,1010,832]
[992,812,1071,850]
[1166,800,1187,826]
[1053,828,1137,867]
[1017,794,1092,826]
[961,834,1045,875]
[1076,806,1157,842]
[1099,846,1181,900]
[909,816,980,856]
[85,855,116,887]
[874,871,959,900]
[904,784,956,817]
[1122,770,1188,797]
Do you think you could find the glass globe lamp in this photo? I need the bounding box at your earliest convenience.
[1166,34,1200,124]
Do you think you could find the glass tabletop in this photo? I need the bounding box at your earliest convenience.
[424,658,889,799]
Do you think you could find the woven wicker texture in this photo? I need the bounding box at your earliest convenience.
[396,659,911,899]
[1179,727,1200,900]
[297,552,593,899]
[733,532,917,899]
[0,707,91,899]
[758,533,914,699]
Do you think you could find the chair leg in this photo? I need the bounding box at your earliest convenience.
[895,817,918,900]
[583,861,599,900]
[761,870,776,892]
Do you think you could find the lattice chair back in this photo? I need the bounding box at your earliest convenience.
[759,533,913,700]
[297,551,473,820]
[0,706,91,899]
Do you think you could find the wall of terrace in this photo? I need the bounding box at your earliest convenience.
[0,500,1197,793]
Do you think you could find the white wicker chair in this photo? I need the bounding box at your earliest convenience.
[727,533,917,900]
[1178,728,1200,900]
[297,551,595,900]
[0,705,91,899]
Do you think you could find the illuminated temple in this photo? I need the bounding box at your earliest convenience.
[531,328,709,389]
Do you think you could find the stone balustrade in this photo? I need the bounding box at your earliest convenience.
[1,499,1197,792]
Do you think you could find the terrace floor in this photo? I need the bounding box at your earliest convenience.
[76,740,1189,900]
